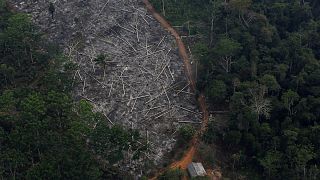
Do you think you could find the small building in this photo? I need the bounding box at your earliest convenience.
[187,162,207,177]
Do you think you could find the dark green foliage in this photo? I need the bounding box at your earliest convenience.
[94,53,109,70]
[151,0,320,179]
[90,123,143,164]
[48,3,55,19]
[203,121,218,144]
[159,168,185,180]
[94,53,110,79]
[0,90,103,179]
[224,130,242,146]
[178,125,196,144]
[206,80,227,103]
[0,3,141,179]
[191,176,210,180]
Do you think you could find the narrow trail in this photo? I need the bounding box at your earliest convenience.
[143,0,210,178]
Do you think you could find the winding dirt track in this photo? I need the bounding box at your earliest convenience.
[143,0,210,178]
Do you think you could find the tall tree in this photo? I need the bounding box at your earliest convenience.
[213,38,242,73]
[281,90,300,116]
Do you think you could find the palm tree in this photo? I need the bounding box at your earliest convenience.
[49,2,55,19]
[94,54,109,80]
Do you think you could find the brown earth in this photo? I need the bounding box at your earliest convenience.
[143,0,215,179]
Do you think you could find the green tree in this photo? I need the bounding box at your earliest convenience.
[179,125,196,143]
[21,93,46,117]
[206,80,227,103]
[0,4,142,179]
[224,130,241,146]
[90,122,142,165]
[281,90,300,116]
[229,0,252,27]
[213,38,242,73]
[259,150,283,178]
[159,168,185,180]
[0,64,15,87]
[286,144,315,178]
[259,74,280,93]
[94,54,110,80]
[48,2,55,19]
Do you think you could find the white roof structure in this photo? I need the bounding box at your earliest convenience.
[187,162,207,177]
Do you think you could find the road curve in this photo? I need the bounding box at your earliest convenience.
[142,0,210,177]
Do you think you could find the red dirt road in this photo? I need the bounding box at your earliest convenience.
[143,0,210,177]
[143,0,196,92]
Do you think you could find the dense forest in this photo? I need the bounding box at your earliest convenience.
[151,0,320,179]
[0,1,145,179]
[2,0,320,179]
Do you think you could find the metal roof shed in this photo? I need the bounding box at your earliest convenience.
[187,162,207,177]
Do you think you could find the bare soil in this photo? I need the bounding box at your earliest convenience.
[142,1,222,179]
[10,0,201,176]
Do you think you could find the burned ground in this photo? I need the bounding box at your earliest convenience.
[10,0,201,175]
